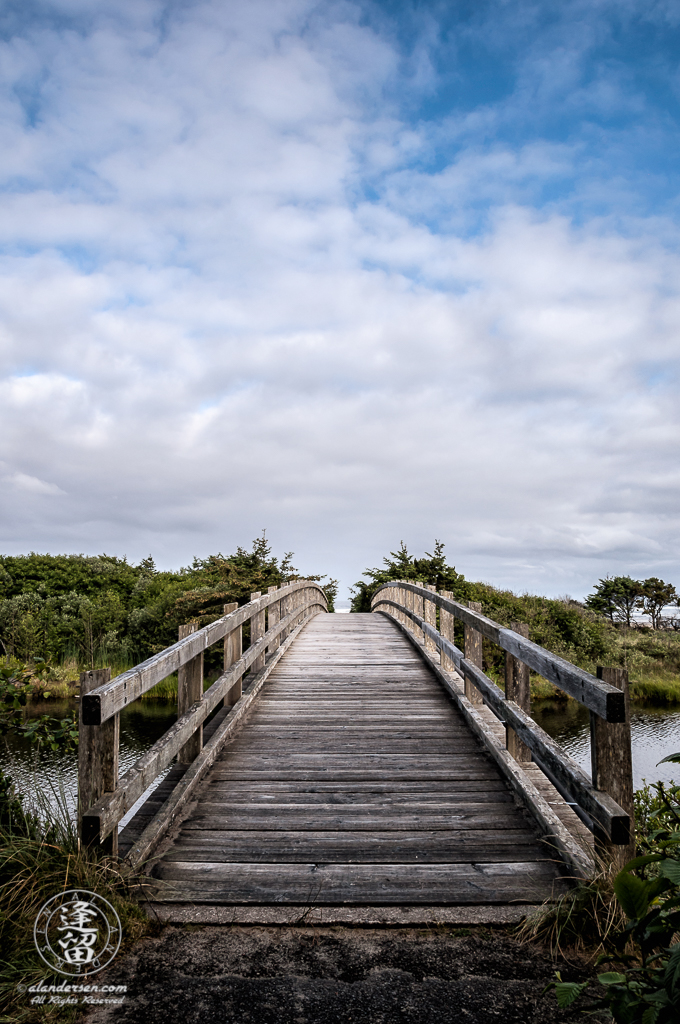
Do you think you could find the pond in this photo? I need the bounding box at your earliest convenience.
[2,693,678,830]
[532,699,680,790]
[0,697,177,830]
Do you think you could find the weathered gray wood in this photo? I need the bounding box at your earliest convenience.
[372,585,625,721]
[464,601,484,705]
[505,622,531,762]
[423,584,437,652]
[439,590,455,672]
[266,586,280,653]
[223,602,241,706]
[249,591,265,673]
[82,581,327,725]
[412,615,628,842]
[82,606,321,842]
[591,667,635,866]
[150,861,565,905]
[123,618,311,867]
[177,623,203,765]
[78,668,118,853]
[412,587,424,641]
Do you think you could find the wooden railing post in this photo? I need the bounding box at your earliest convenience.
[250,591,265,672]
[223,602,241,706]
[79,667,117,853]
[423,584,437,653]
[591,666,635,868]
[178,623,203,764]
[505,622,531,761]
[267,585,280,651]
[412,586,424,641]
[439,590,455,672]
[464,601,484,705]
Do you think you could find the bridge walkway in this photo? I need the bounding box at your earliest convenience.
[145,613,568,920]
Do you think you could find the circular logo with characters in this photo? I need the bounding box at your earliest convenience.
[33,890,122,976]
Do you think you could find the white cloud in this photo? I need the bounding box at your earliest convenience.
[0,1,678,598]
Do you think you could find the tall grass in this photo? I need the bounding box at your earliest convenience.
[0,773,151,1023]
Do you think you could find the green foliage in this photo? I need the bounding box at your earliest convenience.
[0,775,149,1022]
[350,540,469,613]
[0,662,78,752]
[586,575,678,629]
[0,535,336,673]
[546,758,680,1023]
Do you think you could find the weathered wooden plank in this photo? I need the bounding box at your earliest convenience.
[79,668,117,854]
[505,621,531,762]
[177,622,203,764]
[150,861,566,904]
[82,582,327,724]
[591,666,635,865]
[372,589,626,721]
[84,614,315,843]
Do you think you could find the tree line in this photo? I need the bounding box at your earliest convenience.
[0,535,338,670]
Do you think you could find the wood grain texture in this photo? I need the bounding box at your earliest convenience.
[78,667,117,853]
[146,614,569,908]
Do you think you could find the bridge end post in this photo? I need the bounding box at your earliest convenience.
[591,667,635,869]
[178,623,203,764]
[78,667,118,855]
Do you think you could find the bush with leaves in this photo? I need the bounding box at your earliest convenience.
[350,540,469,613]
[0,661,78,751]
[548,753,680,1022]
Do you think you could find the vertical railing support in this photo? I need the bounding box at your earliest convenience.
[267,585,280,651]
[464,601,484,705]
[439,590,455,672]
[423,584,437,653]
[591,666,635,868]
[250,591,265,672]
[412,585,424,641]
[178,623,203,764]
[79,667,118,854]
[505,621,531,761]
[223,602,241,706]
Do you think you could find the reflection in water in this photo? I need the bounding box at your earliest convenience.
[3,694,679,830]
[0,698,177,827]
[533,699,680,790]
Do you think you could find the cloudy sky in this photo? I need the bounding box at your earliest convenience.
[1,0,679,601]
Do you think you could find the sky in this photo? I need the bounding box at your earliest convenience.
[1,0,680,603]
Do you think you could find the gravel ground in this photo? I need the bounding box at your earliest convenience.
[80,925,600,1024]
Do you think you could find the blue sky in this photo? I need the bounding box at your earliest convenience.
[0,0,679,601]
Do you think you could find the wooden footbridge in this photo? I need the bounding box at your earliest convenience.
[79,582,634,925]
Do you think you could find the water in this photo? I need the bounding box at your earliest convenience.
[532,699,680,790]
[0,698,177,830]
[2,694,679,832]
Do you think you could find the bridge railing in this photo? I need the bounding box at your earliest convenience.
[79,580,327,858]
[371,581,633,871]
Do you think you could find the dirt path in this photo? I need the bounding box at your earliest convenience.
[81,925,598,1023]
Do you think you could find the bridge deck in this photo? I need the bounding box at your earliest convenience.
[148,614,568,915]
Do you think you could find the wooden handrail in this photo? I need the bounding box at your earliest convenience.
[371,582,625,722]
[82,580,326,725]
[372,584,631,846]
[78,581,327,848]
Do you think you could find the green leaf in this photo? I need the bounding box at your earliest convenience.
[555,981,589,1008]
[641,1007,659,1024]
[658,752,680,765]
[618,854,664,873]
[614,872,656,920]
[663,942,680,996]
[658,858,680,884]
[597,972,627,986]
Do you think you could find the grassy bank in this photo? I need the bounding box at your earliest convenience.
[0,776,151,1023]
[467,582,680,706]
